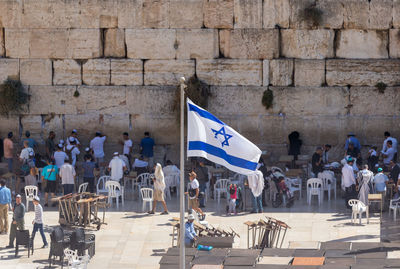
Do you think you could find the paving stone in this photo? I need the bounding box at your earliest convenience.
[324,257,355,266]
[196,248,230,257]
[293,249,325,257]
[320,266,350,269]
[355,251,387,259]
[257,256,293,265]
[261,248,295,257]
[351,242,385,250]
[320,241,351,250]
[165,247,197,256]
[192,255,225,265]
[324,249,354,258]
[159,255,194,264]
[228,249,261,257]
[354,258,386,266]
[256,265,288,269]
[224,256,258,266]
[288,241,320,249]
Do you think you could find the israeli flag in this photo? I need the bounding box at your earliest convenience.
[187,99,262,175]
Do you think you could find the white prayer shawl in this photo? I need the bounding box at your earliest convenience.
[247,170,264,197]
[154,163,166,191]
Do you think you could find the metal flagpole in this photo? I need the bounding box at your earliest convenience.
[179,77,186,269]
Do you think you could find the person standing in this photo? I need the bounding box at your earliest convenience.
[140,132,155,168]
[6,194,25,248]
[382,131,398,161]
[0,179,11,234]
[357,164,374,205]
[45,131,56,160]
[23,131,37,150]
[59,160,76,195]
[184,214,197,247]
[148,163,169,215]
[53,144,69,169]
[345,133,361,151]
[66,138,80,168]
[120,132,133,163]
[288,131,302,160]
[342,157,357,209]
[42,159,59,207]
[90,132,107,166]
[31,196,48,248]
[389,160,400,185]
[185,171,205,220]
[66,129,80,146]
[248,170,264,214]
[195,160,209,208]
[24,152,38,186]
[382,140,395,166]
[373,167,389,196]
[312,147,324,176]
[82,154,98,193]
[19,140,34,162]
[108,152,126,182]
[3,132,14,173]
[322,144,332,164]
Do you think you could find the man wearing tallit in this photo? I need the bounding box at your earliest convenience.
[248,170,264,213]
[357,164,374,205]
[148,163,169,215]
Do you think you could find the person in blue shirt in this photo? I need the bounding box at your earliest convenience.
[140,132,155,168]
[41,159,59,207]
[0,179,12,234]
[345,133,361,151]
[23,131,37,150]
[185,214,197,247]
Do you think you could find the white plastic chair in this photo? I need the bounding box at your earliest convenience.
[164,175,174,200]
[286,177,301,199]
[24,185,38,211]
[389,197,400,221]
[307,178,323,205]
[105,181,124,209]
[78,183,88,193]
[137,173,151,191]
[96,176,110,195]
[140,188,153,212]
[213,179,230,204]
[318,171,336,200]
[348,199,368,225]
[64,248,90,269]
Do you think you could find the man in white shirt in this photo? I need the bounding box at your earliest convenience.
[66,129,80,146]
[163,160,180,177]
[381,140,395,166]
[90,132,107,165]
[53,144,69,169]
[65,138,80,167]
[383,131,398,161]
[120,132,132,159]
[108,152,126,182]
[19,141,34,162]
[342,157,357,209]
[59,160,76,195]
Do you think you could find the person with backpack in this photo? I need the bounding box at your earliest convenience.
[41,159,59,207]
[65,138,80,168]
[82,154,99,193]
[18,141,34,194]
[24,152,38,186]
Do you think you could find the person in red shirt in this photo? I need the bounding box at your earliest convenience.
[3,132,14,173]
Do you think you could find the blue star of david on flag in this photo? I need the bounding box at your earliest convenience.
[211,127,232,147]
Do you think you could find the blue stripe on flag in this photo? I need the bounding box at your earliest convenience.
[188,103,225,125]
[188,141,258,171]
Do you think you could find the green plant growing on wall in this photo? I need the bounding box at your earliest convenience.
[375,82,387,94]
[262,89,274,110]
[0,78,30,115]
[173,75,211,121]
[73,89,80,97]
[301,4,323,28]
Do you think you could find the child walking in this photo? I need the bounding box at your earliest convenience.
[31,196,48,248]
[228,184,238,215]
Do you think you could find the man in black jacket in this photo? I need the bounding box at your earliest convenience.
[389,160,400,185]
[195,159,209,208]
[6,194,25,248]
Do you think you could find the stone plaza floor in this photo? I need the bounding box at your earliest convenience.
[0,192,384,269]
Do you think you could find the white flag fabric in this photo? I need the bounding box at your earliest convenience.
[187,99,262,175]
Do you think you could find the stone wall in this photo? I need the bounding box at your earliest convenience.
[1,0,400,163]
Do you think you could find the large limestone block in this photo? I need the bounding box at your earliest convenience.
[144,60,195,85]
[0,28,4,56]
[76,86,127,114]
[390,29,400,58]
[0,116,19,138]
[289,0,316,29]
[203,0,234,29]
[317,0,344,29]
[343,0,369,29]
[142,0,169,28]
[67,29,102,59]
[336,30,388,59]
[28,86,78,114]
[394,0,400,28]
[0,1,22,28]
[53,60,81,86]
[169,0,203,28]
[126,86,176,115]
[281,29,334,59]
[4,29,30,58]
[208,86,265,115]
[326,59,400,86]
[111,59,143,86]
[197,59,262,86]
[294,60,325,86]
[263,60,269,86]
[176,29,218,59]
[269,59,294,86]
[82,59,111,86]
[369,0,393,30]
[126,29,176,59]
[104,29,125,58]
[29,29,68,58]
[263,0,290,28]
[234,0,263,28]
[117,0,143,28]
[20,116,42,142]
[270,86,349,116]
[20,59,52,86]
[350,87,400,116]
[219,29,279,59]
[0,59,19,83]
